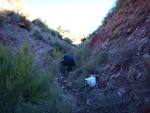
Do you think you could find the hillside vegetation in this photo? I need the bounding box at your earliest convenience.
[0,0,76,112]
[0,43,73,113]
[0,0,150,113]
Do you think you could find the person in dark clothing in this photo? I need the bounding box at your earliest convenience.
[61,55,76,76]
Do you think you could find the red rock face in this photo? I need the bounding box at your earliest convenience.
[90,0,150,50]
[88,0,150,112]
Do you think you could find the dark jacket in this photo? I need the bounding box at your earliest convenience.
[61,55,75,67]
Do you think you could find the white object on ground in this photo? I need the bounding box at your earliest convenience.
[85,75,96,87]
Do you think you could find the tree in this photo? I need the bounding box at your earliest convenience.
[57,25,65,34]
[57,25,72,38]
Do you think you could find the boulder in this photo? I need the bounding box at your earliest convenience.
[18,22,26,28]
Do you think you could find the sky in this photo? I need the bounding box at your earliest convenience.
[24,0,116,35]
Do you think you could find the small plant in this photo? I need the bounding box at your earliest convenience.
[81,38,86,43]
[115,0,125,12]
[55,42,65,51]
[44,47,63,79]
[112,30,120,38]
[1,11,31,31]
[32,18,63,39]
[90,92,118,113]
[68,73,86,90]
[32,18,51,33]
[0,12,6,26]
[33,29,43,40]
[48,36,51,40]
[19,15,31,31]
[57,32,63,39]
[51,30,56,37]
[64,37,73,44]
[74,39,92,67]
[52,48,62,59]
[82,51,107,74]
[38,82,72,113]
[7,11,20,23]
[6,11,31,31]
[81,47,91,65]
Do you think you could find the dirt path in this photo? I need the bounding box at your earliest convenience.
[57,73,88,113]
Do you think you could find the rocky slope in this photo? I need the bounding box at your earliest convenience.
[85,0,150,112]
[0,1,74,67]
[0,1,79,113]
[0,24,53,66]
[0,22,73,66]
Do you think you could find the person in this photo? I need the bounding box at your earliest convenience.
[61,55,76,76]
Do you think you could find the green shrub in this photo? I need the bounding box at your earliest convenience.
[0,43,73,113]
[6,11,31,31]
[64,37,72,44]
[81,48,91,65]
[32,18,65,39]
[112,29,122,39]
[81,38,86,43]
[0,11,31,31]
[115,0,124,12]
[32,18,51,33]
[55,42,65,51]
[67,70,89,90]
[74,43,91,67]
[52,48,62,59]
[53,42,73,53]
[33,29,43,40]
[7,11,20,23]
[57,32,63,39]
[38,82,72,113]
[51,30,56,37]
[84,51,107,73]
[19,15,31,31]
[0,43,52,112]
[0,12,6,26]
[89,92,118,113]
